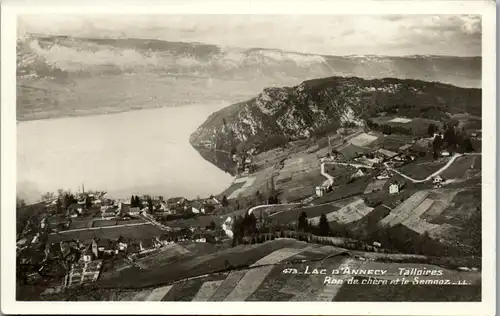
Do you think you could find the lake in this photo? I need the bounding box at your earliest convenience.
[17,103,234,203]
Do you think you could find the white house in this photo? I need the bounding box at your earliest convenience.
[376,170,390,180]
[389,183,400,194]
[81,251,93,262]
[315,186,326,197]
[372,241,382,248]
[441,151,451,157]
[117,241,128,252]
[433,175,443,183]
[351,169,365,179]
[433,175,444,188]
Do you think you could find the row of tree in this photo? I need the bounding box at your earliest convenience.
[365,119,413,135]
[431,123,474,159]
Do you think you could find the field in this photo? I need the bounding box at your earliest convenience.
[372,117,443,136]
[419,189,462,223]
[221,181,246,199]
[131,243,196,269]
[312,176,373,205]
[68,219,92,230]
[398,158,449,179]
[379,191,430,227]
[439,155,481,180]
[48,223,164,243]
[42,239,481,302]
[371,134,413,151]
[364,179,388,194]
[338,144,374,160]
[99,239,312,288]
[309,199,374,225]
[348,132,378,147]
[346,205,391,236]
[389,117,412,123]
[268,204,340,224]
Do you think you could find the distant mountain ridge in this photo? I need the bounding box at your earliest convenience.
[17,34,481,121]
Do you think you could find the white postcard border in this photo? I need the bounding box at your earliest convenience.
[1,0,496,315]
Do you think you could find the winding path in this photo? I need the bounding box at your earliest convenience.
[384,153,480,183]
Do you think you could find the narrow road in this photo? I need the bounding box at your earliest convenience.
[320,163,335,186]
[385,153,480,183]
[319,161,374,187]
[50,222,151,235]
[247,203,302,216]
[139,212,172,231]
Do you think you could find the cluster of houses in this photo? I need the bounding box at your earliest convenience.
[44,228,222,268]
[315,133,452,197]
[43,192,224,230]
[233,147,258,176]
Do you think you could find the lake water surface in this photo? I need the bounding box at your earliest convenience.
[17,104,234,203]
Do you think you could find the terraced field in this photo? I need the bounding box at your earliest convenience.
[43,240,480,302]
[309,199,374,225]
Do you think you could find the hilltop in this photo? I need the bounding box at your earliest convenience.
[189,76,481,174]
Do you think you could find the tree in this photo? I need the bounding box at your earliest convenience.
[147,196,153,211]
[221,195,229,207]
[56,198,62,213]
[461,137,474,153]
[206,220,217,231]
[317,213,330,236]
[85,196,92,209]
[432,134,442,152]
[427,123,436,137]
[443,125,457,148]
[297,211,309,232]
[61,194,70,211]
[433,150,439,160]
[16,197,26,208]
[130,195,136,207]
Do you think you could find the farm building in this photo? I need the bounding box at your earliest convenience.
[68,203,83,214]
[398,144,412,153]
[433,175,444,188]
[338,144,374,161]
[388,181,405,194]
[128,207,141,216]
[376,148,399,159]
[351,169,366,179]
[167,197,187,207]
[80,247,94,262]
[376,170,391,180]
[315,186,327,197]
[96,239,116,255]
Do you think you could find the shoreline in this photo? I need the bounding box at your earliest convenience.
[17,103,229,124]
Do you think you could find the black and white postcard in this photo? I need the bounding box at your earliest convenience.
[1,0,496,315]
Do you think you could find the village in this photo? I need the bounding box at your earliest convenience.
[16,191,231,291]
[16,116,482,297]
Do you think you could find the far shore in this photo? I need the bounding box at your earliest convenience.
[17,102,229,123]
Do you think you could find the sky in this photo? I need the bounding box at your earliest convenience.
[18,14,481,56]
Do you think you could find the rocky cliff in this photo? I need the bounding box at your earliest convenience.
[190,76,481,173]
